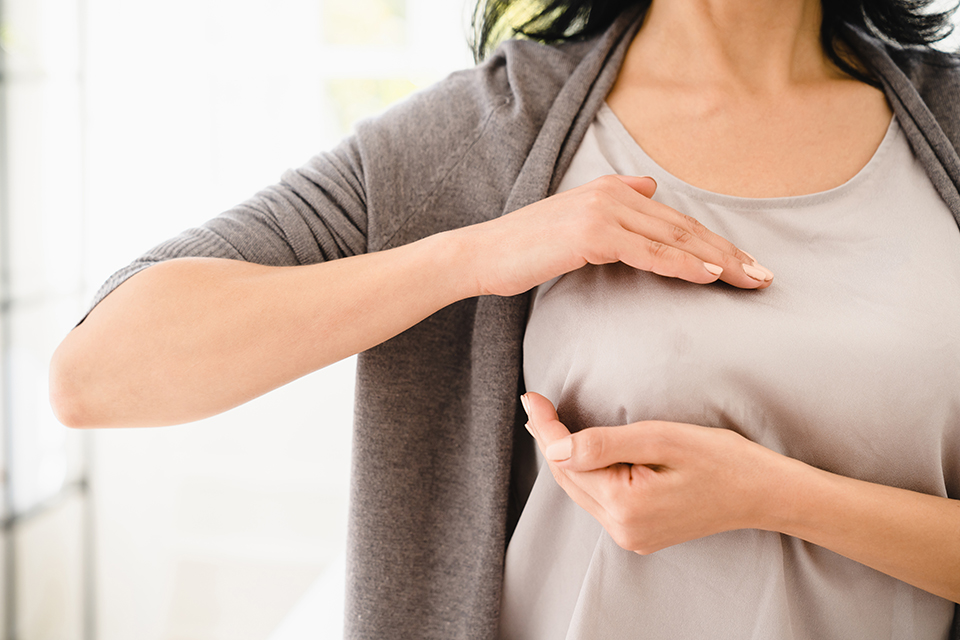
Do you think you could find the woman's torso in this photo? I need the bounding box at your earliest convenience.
[502,103,960,639]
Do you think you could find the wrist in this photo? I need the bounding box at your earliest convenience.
[750,448,818,536]
[416,227,486,301]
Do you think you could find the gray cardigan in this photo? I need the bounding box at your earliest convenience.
[91,6,960,638]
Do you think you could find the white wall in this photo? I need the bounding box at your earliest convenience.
[80,1,473,638]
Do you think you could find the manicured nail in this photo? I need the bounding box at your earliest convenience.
[524,421,533,436]
[742,263,769,282]
[520,394,531,417]
[545,438,572,461]
[703,262,723,277]
[742,252,774,280]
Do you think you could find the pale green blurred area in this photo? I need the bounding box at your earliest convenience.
[326,77,418,133]
[318,0,463,135]
[323,0,406,46]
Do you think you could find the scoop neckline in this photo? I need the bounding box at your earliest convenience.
[597,101,900,210]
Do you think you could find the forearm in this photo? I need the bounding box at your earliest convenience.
[50,231,473,428]
[51,175,768,429]
[766,456,960,603]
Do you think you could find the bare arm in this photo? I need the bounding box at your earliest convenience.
[773,457,960,604]
[50,176,772,428]
[50,236,468,428]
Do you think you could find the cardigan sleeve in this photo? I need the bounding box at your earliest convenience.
[85,135,370,314]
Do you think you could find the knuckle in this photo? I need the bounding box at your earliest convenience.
[582,189,607,209]
[648,240,671,262]
[682,214,708,238]
[575,430,605,463]
[609,525,641,552]
[594,174,622,191]
[576,190,611,221]
[670,226,694,247]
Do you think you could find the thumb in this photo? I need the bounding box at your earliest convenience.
[547,423,672,472]
[520,392,571,452]
[617,175,657,199]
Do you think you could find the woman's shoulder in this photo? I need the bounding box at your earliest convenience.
[353,36,589,151]
[336,36,603,250]
[878,41,960,120]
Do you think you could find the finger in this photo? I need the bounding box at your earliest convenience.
[520,393,614,519]
[520,392,571,455]
[548,461,614,531]
[591,177,774,288]
[545,459,657,553]
[611,211,773,289]
[613,174,658,199]
[625,195,753,263]
[545,422,678,472]
[607,232,730,285]
[602,178,752,263]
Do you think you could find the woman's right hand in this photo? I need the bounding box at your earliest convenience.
[454,174,773,298]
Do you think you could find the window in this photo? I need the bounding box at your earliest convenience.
[1,0,474,638]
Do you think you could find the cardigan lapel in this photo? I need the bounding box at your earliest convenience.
[843,25,960,225]
[502,4,648,214]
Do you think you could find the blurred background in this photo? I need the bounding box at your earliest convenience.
[0,0,473,638]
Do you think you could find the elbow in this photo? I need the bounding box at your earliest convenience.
[49,389,92,430]
[49,339,99,429]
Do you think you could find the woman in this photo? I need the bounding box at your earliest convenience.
[50,0,960,637]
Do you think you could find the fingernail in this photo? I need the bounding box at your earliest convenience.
[742,263,770,282]
[524,421,533,436]
[545,438,572,461]
[520,394,531,417]
[742,252,774,280]
[642,175,657,189]
[703,262,723,277]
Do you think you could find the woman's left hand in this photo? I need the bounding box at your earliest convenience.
[520,392,790,554]
[521,392,960,603]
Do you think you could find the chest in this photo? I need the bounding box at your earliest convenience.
[606,81,893,198]
[524,111,960,495]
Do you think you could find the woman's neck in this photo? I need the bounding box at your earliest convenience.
[627,0,839,93]
[605,0,893,198]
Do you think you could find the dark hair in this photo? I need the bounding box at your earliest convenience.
[470,0,960,84]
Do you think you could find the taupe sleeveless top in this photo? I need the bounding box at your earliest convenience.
[502,104,960,639]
